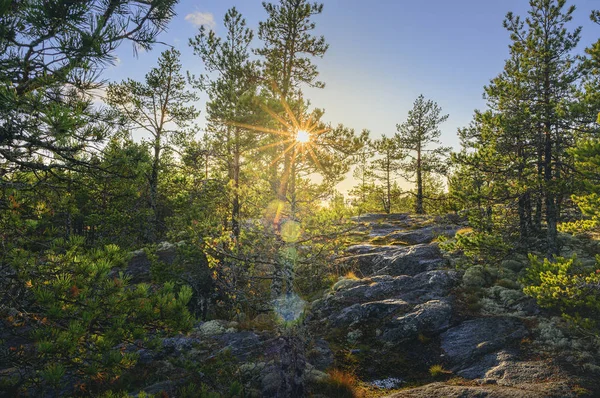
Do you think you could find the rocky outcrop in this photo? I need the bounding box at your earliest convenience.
[380,299,453,343]
[307,213,593,397]
[309,216,460,349]
[387,382,568,398]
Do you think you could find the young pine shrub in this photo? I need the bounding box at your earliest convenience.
[9,237,194,395]
[522,254,600,331]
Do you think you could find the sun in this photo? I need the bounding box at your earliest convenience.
[295,130,310,143]
[223,81,332,173]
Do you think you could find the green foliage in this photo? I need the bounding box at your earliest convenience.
[257,0,328,96]
[178,383,221,398]
[369,135,405,214]
[572,139,600,222]
[451,0,586,256]
[440,229,510,267]
[7,237,193,393]
[349,130,376,213]
[522,254,600,330]
[0,0,177,175]
[189,7,259,237]
[40,363,66,387]
[147,242,213,318]
[558,220,599,235]
[4,1,600,395]
[107,49,199,241]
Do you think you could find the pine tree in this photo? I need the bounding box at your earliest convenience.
[350,130,375,213]
[0,0,177,177]
[256,0,329,206]
[455,0,582,255]
[190,7,258,237]
[290,121,363,214]
[570,9,600,221]
[256,0,328,98]
[396,95,450,214]
[504,0,581,255]
[106,49,199,241]
[371,136,403,214]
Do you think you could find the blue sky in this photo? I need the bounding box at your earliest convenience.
[102,0,599,192]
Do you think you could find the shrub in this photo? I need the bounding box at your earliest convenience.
[558,220,598,235]
[522,254,600,331]
[462,265,496,288]
[440,230,510,267]
[7,237,193,394]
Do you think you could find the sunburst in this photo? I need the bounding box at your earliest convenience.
[225,82,333,173]
[223,82,342,227]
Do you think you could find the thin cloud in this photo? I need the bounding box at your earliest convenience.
[185,12,216,29]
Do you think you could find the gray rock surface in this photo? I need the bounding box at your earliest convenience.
[124,249,152,284]
[440,317,528,376]
[384,225,461,245]
[345,243,447,276]
[386,382,571,398]
[381,299,453,343]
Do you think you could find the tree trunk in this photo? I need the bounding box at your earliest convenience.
[416,143,424,214]
[534,129,544,233]
[149,138,160,243]
[544,129,558,256]
[517,146,529,241]
[232,143,241,239]
[277,154,292,209]
[290,160,297,216]
[543,46,558,257]
[386,156,391,214]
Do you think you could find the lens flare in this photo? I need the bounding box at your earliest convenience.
[265,200,286,225]
[279,246,299,262]
[272,293,306,323]
[280,220,302,243]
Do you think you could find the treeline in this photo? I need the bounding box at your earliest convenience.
[450,1,600,257]
[0,0,455,253]
[445,1,600,341]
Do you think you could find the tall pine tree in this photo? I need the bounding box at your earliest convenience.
[395,95,450,214]
[106,49,199,241]
[190,7,258,237]
[256,0,328,208]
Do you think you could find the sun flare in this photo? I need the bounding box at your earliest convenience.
[295,130,310,143]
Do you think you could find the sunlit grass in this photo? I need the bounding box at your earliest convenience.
[429,364,451,377]
[344,271,360,280]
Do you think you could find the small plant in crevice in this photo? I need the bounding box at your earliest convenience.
[429,364,450,378]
